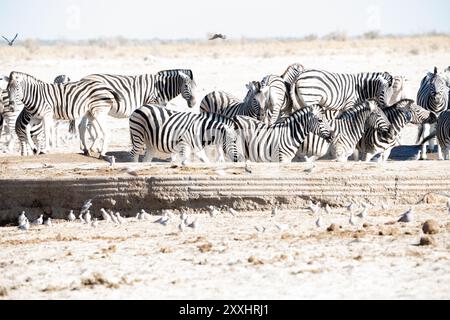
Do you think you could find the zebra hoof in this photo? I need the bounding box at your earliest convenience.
[83,149,91,156]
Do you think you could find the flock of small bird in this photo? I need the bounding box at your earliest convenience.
[15,197,450,233]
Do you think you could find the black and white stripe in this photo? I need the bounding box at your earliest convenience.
[129,104,242,163]
[290,69,393,111]
[259,75,292,124]
[297,100,392,162]
[199,81,264,120]
[281,63,304,89]
[436,111,450,160]
[233,105,333,163]
[356,99,430,162]
[7,71,119,156]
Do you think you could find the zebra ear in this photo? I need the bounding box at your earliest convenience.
[2,76,9,82]
[434,66,438,75]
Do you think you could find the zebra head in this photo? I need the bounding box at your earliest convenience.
[53,75,71,84]
[429,67,448,106]
[366,99,393,138]
[308,105,334,143]
[6,71,26,111]
[178,72,196,108]
[222,125,244,162]
[396,99,432,125]
[244,81,266,120]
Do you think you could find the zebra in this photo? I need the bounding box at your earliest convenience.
[79,69,196,154]
[14,74,74,155]
[129,104,242,164]
[420,111,450,160]
[233,105,333,163]
[7,71,120,156]
[290,69,394,112]
[0,86,22,153]
[199,81,265,119]
[259,75,293,125]
[296,99,392,162]
[281,63,304,89]
[416,67,450,159]
[356,99,431,162]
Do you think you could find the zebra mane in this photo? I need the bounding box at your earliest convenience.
[9,71,43,84]
[389,98,415,108]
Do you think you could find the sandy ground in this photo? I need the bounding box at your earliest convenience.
[0,37,449,299]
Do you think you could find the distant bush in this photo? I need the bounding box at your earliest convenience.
[323,31,347,41]
[409,48,420,55]
[23,38,39,53]
[303,34,318,41]
[363,31,380,39]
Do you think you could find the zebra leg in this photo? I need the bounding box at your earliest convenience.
[195,149,210,163]
[78,116,90,155]
[43,115,54,153]
[437,143,444,160]
[382,148,393,162]
[90,113,110,157]
[445,147,450,160]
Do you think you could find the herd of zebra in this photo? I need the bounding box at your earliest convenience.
[0,63,449,163]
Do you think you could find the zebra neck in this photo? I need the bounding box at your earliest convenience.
[356,73,383,101]
[335,108,371,142]
[155,75,181,102]
[288,111,309,146]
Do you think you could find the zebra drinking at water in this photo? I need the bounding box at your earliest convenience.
[233,105,333,163]
[416,67,450,159]
[129,104,242,164]
[296,99,392,162]
[290,69,394,112]
[355,99,431,162]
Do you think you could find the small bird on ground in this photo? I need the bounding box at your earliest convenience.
[32,214,43,225]
[180,211,188,222]
[446,198,450,212]
[315,215,323,228]
[275,222,288,231]
[382,203,389,211]
[2,33,18,46]
[229,207,238,217]
[163,209,174,219]
[18,219,30,231]
[347,202,356,213]
[398,208,413,223]
[115,212,125,224]
[110,211,119,224]
[91,218,99,228]
[84,210,92,224]
[208,206,220,218]
[18,211,26,225]
[325,204,332,214]
[108,155,116,169]
[414,150,421,161]
[254,226,266,233]
[44,218,52,226]
[67,210,76,222]
[178,221,186,232]
[356,207,368,219]
[78,213,85,223]
[304,164,316,173]
[100,208,111,222]
[140,209,151,220]
[307,201,320,214]
[209,33,226,40]
[154,215,170,226]
[187,218,199,229]
[271,206,278,217]
[349,212,357,226]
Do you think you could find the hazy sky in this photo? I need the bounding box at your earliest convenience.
[0,0,449,40]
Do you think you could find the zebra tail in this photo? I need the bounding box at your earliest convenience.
[68,120,77,134]
[419,131,437,146]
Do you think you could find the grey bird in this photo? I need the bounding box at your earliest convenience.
[308,201,320,214]
[381,203,389,211]
[163,209,174,219]
[275,222,288,231]
[304,164,316,173]
[44,218,52,226]
[110,212,119,224]
[447,198,450,212]
[325,204,332,215]
[140,209,151,220]
[2,33,18,46]
[80,199,92,215]
[78,213,85,223]
[244,160,252,174]
[180,211,188,222]
[271,206,278,217]
[229,207,238,217]
[315,215,323,228]
[108,155,115,168]
[32,214,43,225]
[91,218,99,228]
[68,210,76,222]
[347,202,356,213]
[414,150,421,161]
[115,212,124,224]
[18,219,30,231]
[178,221,186,232]
[349,212,357,226]
[398,208,413,223]
[18,211,27,225]
[356,207,368,219]
[154,215,170,226]
[209,33,226,40]
[254,226,266,233]
[187,218,199,229]
[100,208,111,222]
[84,210,92,224]
[208,206,220,218]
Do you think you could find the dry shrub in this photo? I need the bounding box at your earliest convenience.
[363,31,380,40]
[23,39,39,54]
[303,34,318,41]
[323,31,347,41]
[409,48,420,55]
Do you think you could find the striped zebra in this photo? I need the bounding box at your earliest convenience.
[436,111,450,160]
[0,86,22,153]
[14,75,73,155]
[129,104,242,163]
[259,75,292,125]
[281,63,304,89]
[296,99,392,162]
[7,71,119,156]
[79,69,196,154]
[416,67,450,159]
[356,99,431,162]
[233,105,333,163]
[290,69,394,112]
[199,81,265,119]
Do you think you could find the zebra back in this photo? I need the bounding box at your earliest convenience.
[260,75,292,124]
